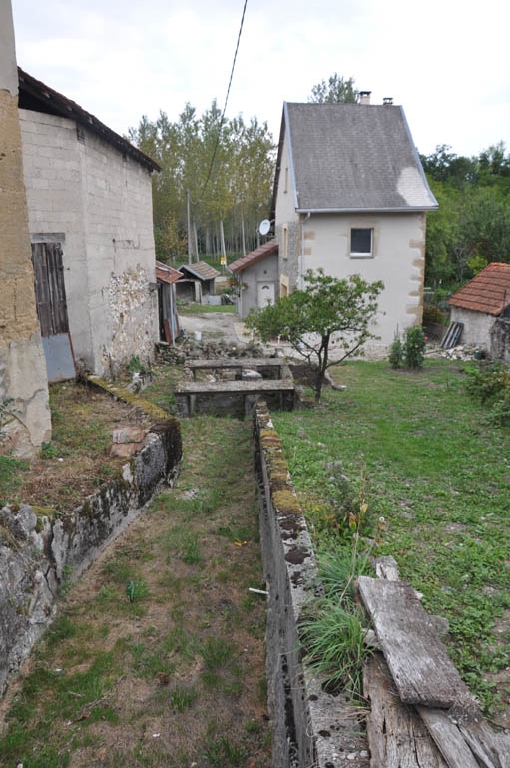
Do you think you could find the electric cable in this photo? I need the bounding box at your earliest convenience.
[202,0,248,195]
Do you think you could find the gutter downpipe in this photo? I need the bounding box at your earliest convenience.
[300,212,311,289]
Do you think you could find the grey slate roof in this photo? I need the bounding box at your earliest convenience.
[277,102,437,213]
[178,261,221,281]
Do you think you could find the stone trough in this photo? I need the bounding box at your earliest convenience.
[175,357,296,417]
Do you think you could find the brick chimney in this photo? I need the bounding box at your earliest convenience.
[383,97,393,105]
[359,91,371,105]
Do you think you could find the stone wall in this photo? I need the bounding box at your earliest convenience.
[0,400,182,697]
[490,318,510,363]
[0,2,52,458]
[19,108,159,378]
[253,401,369,768]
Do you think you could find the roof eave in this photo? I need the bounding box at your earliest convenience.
[17,67,161,173]
[295,205,439,214]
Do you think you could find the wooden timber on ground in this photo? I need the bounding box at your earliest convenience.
[359,567,510,767]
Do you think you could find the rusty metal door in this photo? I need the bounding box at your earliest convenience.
[32,242,76,382]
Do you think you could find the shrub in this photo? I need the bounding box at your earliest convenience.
[389,337,404,368]
[465,363,510,425]
[404,325,426,368]
[389,326,426,369]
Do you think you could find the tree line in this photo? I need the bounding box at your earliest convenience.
[129,101,275,266]
[420,143,510,297]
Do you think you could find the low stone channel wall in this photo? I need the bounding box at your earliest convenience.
[254,401,370,768]
[0,385,182,697]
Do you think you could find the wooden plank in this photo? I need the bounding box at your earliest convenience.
[417,707,487,768]
[364,653,448,768]
[459,719,510,768]
[357,576,471,708]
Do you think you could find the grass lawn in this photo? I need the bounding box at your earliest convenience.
[272,358,510,715]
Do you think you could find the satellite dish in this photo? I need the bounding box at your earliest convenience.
[258,219,271,236]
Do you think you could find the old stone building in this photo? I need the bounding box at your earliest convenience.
[0,1,51,457]
[17,69,161,380]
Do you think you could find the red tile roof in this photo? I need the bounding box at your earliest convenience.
[448,262,510,316]
[229,240,278,273]
[156,261,183,285]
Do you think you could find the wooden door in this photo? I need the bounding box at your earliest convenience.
[32,242,75,381]
[32,242,70,336]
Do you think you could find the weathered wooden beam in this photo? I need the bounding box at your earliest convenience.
[357,576,472,709]
[417,707,489,768]
[364,653,448,767]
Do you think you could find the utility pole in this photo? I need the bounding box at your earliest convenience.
[186,189,192,264]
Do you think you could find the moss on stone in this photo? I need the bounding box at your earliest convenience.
[32,507,56,530]
[271,489,303,517]
[86,375,176,427]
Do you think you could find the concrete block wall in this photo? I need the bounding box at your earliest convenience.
[0,392,182,697]
[19,109,158,378]
[253,402,370,768]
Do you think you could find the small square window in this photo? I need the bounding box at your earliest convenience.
[350,228,373,257]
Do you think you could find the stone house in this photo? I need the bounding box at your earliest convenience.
[271,99,438,352]
[18,68,161,380]
[448,262,510,359]
[229,239,279,319]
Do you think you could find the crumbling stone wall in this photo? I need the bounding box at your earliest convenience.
[490,318,510,362]
[0,408,182,697]
[0,3,51,457]
[254,402,369,768]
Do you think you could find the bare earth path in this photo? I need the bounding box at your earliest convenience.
[0,412,271,768]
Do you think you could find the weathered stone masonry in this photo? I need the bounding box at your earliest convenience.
[254,401,370,768]
[0,388,182,698]
[0,2,51,457]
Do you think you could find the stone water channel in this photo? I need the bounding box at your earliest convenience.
[0,313,371,767]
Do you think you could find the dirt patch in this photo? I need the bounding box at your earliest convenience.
[10,381,151,511]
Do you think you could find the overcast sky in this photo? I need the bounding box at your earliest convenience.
[11,0,510,158]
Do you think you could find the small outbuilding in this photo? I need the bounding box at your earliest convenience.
[155,261,182,343]
[176,261,221,303]
[448,262,510,359]
[229,240,279,319]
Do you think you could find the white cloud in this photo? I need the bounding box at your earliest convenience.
[11,0,510,155]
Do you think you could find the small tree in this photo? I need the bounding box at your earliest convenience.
[246,269,383,402]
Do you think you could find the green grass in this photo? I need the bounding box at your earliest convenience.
[0,454,29,506]
[0,388,269,767]
[177,302,236,315]
[272,358,510,714]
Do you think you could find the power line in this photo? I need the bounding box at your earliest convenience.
[202,0,248,194]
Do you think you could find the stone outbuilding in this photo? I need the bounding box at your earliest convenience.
[18,68,161,380]
[229,239,279,319]
[176,261,221,303]
[449,262,510,360]
[155,261,182,343]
